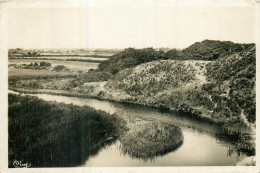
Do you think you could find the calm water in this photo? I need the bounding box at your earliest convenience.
[9,90,247,166]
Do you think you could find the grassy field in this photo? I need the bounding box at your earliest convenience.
[9,59,99,72]
[8,67,77,91]
[9,68,76,80]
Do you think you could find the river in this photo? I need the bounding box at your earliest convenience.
[9,90,248,166]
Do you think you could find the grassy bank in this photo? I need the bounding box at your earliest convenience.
[8,94,127,167]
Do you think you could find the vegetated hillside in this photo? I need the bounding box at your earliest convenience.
[103,45,255,127]
[165,40,255,61]
[98,48,166,75]
[105,60,211,116]
[181,40,255,61]
[71,40,254,85]
[110,60,205,97]
[97,40,254,76]
[203,46,256,124]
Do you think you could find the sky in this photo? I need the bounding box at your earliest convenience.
[8,4,256,49]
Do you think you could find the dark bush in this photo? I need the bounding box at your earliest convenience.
[165,49,184,60]
[53,65,66,71]
[40,62,51,67]
[182,40,255,61]
[98,47,166,75]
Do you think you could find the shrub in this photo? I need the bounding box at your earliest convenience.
[182,40,254,61]
[119,123,183,160]
[165,49,184,60]
[40,62,51,67]
[53,65,66,71]
[98,48,166,74]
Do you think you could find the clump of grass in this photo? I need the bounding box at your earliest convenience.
[53,65,70,72]
[119,123,183,160]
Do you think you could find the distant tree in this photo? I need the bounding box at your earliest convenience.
[97,47,167,75]
[165,49,184,60]
[40,62,51,67]
[53,65,68,71]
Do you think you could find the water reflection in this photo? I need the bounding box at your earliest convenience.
[215,132,255,157]
[85,130,247,166]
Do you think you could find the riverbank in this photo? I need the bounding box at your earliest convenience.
[8,92,187,166]
[9,86,256,156]
[8,86,216,124]
[8,91,254,166]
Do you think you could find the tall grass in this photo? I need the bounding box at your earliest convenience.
[119,123,183,160]
[8,94,127,167]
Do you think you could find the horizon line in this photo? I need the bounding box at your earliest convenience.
[8,39,256,50]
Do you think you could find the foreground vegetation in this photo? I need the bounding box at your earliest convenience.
[8,93,187,166]
[8,94,127,167]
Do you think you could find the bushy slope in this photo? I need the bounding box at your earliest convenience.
[167,40,255,61]
[98,48,166,74]
[97,40,254,77]
[103,46,255,126]
[105,60,213,117]
[182,40,255,60]
[203,46,256,123]
[111,60,198,96]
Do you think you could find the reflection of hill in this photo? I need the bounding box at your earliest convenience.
[215,131,255,157]
[8,94,127,167]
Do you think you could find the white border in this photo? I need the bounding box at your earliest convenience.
[1,0,259,172]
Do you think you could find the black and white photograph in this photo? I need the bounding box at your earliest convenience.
[0,0,259,172]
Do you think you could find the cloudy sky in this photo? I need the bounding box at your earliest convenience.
[8,1,256,49]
